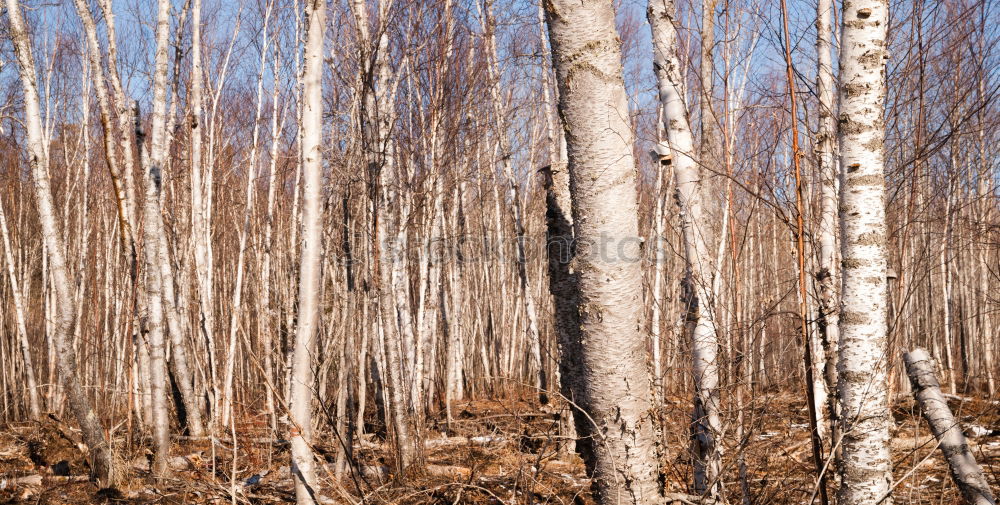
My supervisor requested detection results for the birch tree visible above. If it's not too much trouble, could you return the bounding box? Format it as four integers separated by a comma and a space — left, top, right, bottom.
354, 0, 422, 471
836, 0, 894, 503
138, 0, 177, 476
904, 349, 996, 505
3, 0, 116, 485
815, 0, 840, 450
289, 0, 326, 501
189, 0, 219, 427
0, 199, 41, 419
543, 1, 662, 503
648, 0, 723, 496
481, 0, 546, 404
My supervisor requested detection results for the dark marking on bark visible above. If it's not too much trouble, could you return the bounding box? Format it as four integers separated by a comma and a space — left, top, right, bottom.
842, 257, 868, 269
849, 174, 883, 187
856, 231, 884, 246
841, 311, 871, 325
844, 82, 868, 98
839, 114, 867, 135
862, 137, 884, 152
859, 50, 886, 69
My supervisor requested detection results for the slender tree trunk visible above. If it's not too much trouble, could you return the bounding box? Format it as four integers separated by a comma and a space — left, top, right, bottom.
260, 33, 283, 434
815, 0, 841, 457
289, 1, 325, 502
836, 1, 894, 503
355, 0, 422, 470
220, 3, 273, 430
69, 0, 135, 251
188, 0, 219, 428
481, 0, 546, 403
699, 0, 722, 189
544, 2, 663, 503
4, 0, 116, 485
138, 0, 176, 476
0, 200, 41, 419
779, 1, 829, 500
648, 0, 723, 497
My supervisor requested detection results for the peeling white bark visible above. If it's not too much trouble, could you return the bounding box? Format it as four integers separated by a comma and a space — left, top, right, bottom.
4, 0, 116, 485
544, 1, 663, 503
836, 1, 894, 503
139, 0, 176, 477
289, 0, 326, 503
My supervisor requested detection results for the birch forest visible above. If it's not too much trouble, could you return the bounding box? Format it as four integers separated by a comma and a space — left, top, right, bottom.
0, 0, 998, 503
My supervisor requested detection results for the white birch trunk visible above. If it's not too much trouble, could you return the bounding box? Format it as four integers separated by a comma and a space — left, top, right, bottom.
289, 0, 325, 502
480, 0, 546, 403
836, 1, 894, 503
220, 4, 272, 430
259, 33, 284, 433
138, 0, 175, 476
904, 349, 996, 505
188, 0, 219, 427
355, 0, 422, 470
69, 0, 136, 249
4, 0, 116, 485
815, 0, 840, 450
0, 200, 41, 418
544, 2, 663, 502
648, 0, 723, 496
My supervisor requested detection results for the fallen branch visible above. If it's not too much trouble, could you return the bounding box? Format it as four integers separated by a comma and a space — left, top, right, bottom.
664, 492, 721, 504
0, 474, 89, 489
904, 348, 997, 505
425, 464, 472, 480
942, 394, 1000, 407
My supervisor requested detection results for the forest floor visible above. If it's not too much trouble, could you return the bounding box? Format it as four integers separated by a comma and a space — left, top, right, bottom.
0, 391, 998, 504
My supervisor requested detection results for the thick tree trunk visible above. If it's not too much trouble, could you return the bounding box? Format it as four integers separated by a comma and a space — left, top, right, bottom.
4, 0, 116, 486
544, 2, 663, 503
904, 348, 996, 505
289, 1, 325, 502
836, 1, 894, 503
648, 0, 723, 497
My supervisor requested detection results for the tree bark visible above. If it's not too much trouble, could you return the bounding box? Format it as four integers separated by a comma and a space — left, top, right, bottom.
648, 0, 723, 497
138, 0, 176, 476
188, 0, 219, 428
904, 348, 996, 505
3, 0, 116, 486
289, 1, 326, 503
836, 1, 894, 503
0, 199, 41, 419
544, 2, 663, 503
815, 0, 840, 457
354, 0, 422, 471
